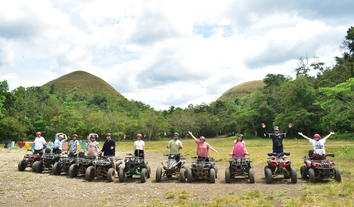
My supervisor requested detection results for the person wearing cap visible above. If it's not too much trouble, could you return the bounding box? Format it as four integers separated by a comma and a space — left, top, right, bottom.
167, 132, 183, 168
99, 133, 117, 174
188, 131, 219, 160
87, 133, 100, 159
29, 132, 49, 157
68, 134, 80, 155
262, 123, 292, 156
298, 132, 335, 157
134, 134, 145, 158
53, 133, 68, 156
230, 134, 248, 159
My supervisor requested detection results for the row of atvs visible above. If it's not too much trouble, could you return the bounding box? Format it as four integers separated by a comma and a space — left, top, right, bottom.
18, 149, 341, 183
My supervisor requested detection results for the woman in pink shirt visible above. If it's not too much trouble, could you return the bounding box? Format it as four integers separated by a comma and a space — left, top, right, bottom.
188, 131, 219, 160
230, 134, 248, 158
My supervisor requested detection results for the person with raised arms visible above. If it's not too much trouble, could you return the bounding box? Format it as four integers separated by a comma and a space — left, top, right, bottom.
230, 134, 248, 158
53, 133, 67, 156
134, 134, 145, 158
68, 134, 80, 155
262, 123, 292, 157
298, 131, 335, 158
87, 133, 100, 160
188, 131, 219, 160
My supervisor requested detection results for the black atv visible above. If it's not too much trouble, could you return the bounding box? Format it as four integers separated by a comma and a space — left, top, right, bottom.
155, 154, 187, 182
52, 152, 78, 175
119, 153, 151, 183
33, 149, 61, 173
225, 153, 254, 183
300, 150, 341, 183
264, 152, 297, 184
18, 149, 41, 172
85, 155, 122, 182
68, 151, 95, 177
186, 157, 218, 183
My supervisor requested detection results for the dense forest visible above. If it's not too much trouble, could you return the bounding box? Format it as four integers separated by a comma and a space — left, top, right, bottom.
0, 26, 353, 142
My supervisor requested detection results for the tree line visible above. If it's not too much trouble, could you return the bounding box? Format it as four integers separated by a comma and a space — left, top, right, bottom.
0, 26, 353, 141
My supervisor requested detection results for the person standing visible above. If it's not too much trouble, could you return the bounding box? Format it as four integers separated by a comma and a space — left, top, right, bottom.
262, 123, 292, 157
134, 134, 145, 158
167, 132, 183, 168
87, 133, 100, 160
100, 133, 117, 174
68, 134, 80, 155
188, 131, 219, 160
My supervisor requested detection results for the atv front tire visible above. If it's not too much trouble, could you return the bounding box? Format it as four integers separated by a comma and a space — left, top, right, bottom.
85, 166, 96, 181
107, 168, 115, 182
187, 168, 193, 182
249, 167, 255, 183
18, 160, 26, 171
119, 167, 125, 182
34, 161, 43, 173
156, 167, 162, 182
265, 168, 272, 184
69, 164, 79, 177
291, 168, 297, 184
179, 168, 185, 182
225, 168, 231, 183
141, 168, 147, 183
52, 162, 60, 175
300, 166, 308, 179
210, 168, 216, 183
308, 168, 315, 183
335, 168, 341, 182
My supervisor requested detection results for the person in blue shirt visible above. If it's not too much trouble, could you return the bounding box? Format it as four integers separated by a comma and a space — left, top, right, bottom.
53, 133, 67, 156
68, 134, 80, 155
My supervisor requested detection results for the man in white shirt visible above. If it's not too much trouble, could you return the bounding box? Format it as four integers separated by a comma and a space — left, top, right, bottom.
298, 132, 335, 156
134, 134, 145, 158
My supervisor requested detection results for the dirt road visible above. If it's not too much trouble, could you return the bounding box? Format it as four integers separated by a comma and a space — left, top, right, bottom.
1, 149, 304, 206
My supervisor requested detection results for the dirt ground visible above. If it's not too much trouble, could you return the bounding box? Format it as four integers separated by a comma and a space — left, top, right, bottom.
0, 149, 305, 206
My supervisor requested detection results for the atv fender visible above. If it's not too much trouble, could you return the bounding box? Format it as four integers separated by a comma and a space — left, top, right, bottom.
305, 160, 311, 168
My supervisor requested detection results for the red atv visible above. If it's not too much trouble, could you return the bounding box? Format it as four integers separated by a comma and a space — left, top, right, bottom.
18, 149, 41, 172
264, 152, 297, 184
300, 151, 341, 183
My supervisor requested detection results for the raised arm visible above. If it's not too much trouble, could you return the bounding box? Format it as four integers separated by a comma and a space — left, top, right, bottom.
188, 131, 199, 142
209, 145, 219, 154
323, 132, 335, 141
285, 123, 292, 136
63, 134, 68, 142
298, 132, 311, 140
262, 123, 269, 137
55, 132, 62, 138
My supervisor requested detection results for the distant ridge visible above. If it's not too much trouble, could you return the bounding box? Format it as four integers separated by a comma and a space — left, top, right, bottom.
217, 80, 265, 101
42, 70, 125, 98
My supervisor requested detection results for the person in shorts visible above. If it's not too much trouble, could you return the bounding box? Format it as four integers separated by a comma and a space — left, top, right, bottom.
68, 134, 80, 155
29, 132, 49, 157
87, 133, 100, 160
134, 134, 145, 158
99, 133, 117, 174
53, 133, 67, 156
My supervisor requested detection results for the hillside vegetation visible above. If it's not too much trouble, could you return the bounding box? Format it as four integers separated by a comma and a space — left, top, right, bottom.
217, 80, 265, 101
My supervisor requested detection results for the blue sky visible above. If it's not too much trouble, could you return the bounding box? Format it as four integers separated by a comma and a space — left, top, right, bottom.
0, 0, 353, 110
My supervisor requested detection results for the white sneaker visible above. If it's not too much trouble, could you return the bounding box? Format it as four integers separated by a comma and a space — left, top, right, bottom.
115, 171, 118, 176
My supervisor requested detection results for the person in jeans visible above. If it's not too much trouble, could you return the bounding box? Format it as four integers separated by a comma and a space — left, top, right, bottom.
100, 133, 117, 174
134, 134, 145, 158
188, 131, 219, 161
167, 132, 183, 168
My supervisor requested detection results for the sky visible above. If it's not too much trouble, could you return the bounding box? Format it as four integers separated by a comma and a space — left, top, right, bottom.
1, 0, 353, 110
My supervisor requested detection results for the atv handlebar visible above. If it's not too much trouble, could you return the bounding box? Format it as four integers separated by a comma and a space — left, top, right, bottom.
230, 153, 250, 156
326, 153, 334, 157
267, 152, 290, 157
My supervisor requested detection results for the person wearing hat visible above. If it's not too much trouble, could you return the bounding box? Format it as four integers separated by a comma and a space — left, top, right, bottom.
29, 132, 49, 157
298, 131, 335, 158
99, 133, 117, 174
68, 134, 80, 155
230, 134, 248, 158
262, 123, 292, 156
167, 132, 183, 168
188, 131, 219, 160
87, 133, 100, 159
53, 133, 68, 155
134, 133, 145, 158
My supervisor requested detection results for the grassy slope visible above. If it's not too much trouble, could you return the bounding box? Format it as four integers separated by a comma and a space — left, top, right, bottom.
217, 80, 265, 101
42, 70, 125, 99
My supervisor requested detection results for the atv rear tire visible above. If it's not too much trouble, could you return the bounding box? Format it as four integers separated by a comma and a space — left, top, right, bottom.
179, 168, 185, 182
85, 166, 96, 181
308, 168, 315, 183
52, 162, 60, 175
141, 168, 147, 183
214, 166, 218, 178
249, 167, 255, 183
34, 161, 43, 173
156, 167, 162, 182
210, 168, 216, 183
32, 161, 39, 172
147, 166, 151, 178
335, 168, 341, 182
265, 168, 272, 184
225, 168, 231, 183
264, 165, 269, 177
119, 167, 125, 182
69, 164, 79, 177
300, 166, 308, 179
187, 168, 193, 182
107, 168, 115, 182
18, 160, 26, 171
291, 168, 297, 184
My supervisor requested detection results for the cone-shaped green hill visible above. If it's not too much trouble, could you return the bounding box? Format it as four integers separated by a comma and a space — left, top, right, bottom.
217, 80, 265, 101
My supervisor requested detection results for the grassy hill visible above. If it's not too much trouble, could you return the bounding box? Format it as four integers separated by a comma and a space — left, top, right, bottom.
217, 80, 265, 101
42, 70, 125, 99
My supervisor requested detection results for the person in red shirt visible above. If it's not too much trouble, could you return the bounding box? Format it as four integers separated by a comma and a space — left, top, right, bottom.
188, 131, 219, 160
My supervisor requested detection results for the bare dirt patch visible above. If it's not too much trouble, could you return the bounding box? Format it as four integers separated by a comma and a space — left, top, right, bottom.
1, 149, 304, 206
